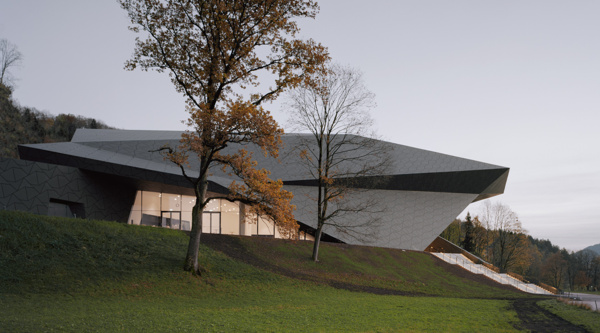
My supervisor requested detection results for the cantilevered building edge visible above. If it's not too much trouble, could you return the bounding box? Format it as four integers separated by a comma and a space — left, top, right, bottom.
0, 129, 509, 251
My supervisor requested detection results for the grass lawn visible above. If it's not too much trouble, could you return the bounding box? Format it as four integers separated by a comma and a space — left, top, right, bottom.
1, 288, 519, 332
538, 299, 600, 333
1, 210, 596, 332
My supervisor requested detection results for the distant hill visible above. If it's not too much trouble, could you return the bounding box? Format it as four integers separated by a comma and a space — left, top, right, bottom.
584, 243, 600, 255
0, 83, 114, 158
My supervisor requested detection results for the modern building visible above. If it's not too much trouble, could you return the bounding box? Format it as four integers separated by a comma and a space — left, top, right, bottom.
0, 129, 509, 251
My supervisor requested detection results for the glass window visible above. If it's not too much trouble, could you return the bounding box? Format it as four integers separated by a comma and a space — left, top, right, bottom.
241, 209, 257, 236
204, 199, 220, 212
182, 195, 196, 212
140, 211, 161, 227
131, 191, 142, 211
220, 201, 239, 235
202, 213, 211, 233
161, 193, 181, 211
161, 211, 181, 229
257, 215, 274, 235
128, 191, 248, 236
181, 211, 192, 231
170, 213, 181, 229
220, 200, 238, 213
128, 210, 142, 225
210, 213, 221, 234
48, 202, 73, 218
200, 212, 221, 234
142, 191, 161, 211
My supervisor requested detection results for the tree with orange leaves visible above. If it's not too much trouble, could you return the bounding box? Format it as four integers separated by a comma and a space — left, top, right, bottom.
120, 0, 329, 274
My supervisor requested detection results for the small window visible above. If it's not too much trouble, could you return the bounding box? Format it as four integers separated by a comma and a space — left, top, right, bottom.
48, 198, 85, 218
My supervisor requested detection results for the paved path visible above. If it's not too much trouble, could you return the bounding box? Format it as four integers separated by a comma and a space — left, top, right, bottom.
562, 292, 600, 312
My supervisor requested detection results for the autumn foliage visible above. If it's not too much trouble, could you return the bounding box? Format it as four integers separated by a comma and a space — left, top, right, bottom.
166, 101, 297, 238
120, 0, 329, 274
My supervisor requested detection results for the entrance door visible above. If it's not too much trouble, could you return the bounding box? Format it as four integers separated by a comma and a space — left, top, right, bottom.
202, 212, 221, 234
161, 211, 181, 230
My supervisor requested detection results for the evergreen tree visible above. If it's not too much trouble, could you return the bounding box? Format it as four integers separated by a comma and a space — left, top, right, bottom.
463, 212, 475, 253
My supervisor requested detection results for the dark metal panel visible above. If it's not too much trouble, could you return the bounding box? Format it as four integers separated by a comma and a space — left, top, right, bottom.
284, 168, 510, 195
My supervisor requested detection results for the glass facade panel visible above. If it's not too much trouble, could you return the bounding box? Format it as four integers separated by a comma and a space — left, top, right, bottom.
182, 195, 196, 212
220, 201, 238, 213
274, 225, 282, 238
128, 210, 142, 225
141, 211, 160, 226
204, 199, 220, 212
181, 211, 192, 231
221, 199, 239, 235
127, 190, 291, 240
257, 215, 274, 236
210, 213, 220, 234
161, 211, 181, 229
171, 213, 181, 229
200, 212, 221, 234
202, 213, 211, 233
241, 212, 255, 236
221, 211, 239, 235
161, 193, 181, 211
142, 192, 161, 211
131, 191, 142, 211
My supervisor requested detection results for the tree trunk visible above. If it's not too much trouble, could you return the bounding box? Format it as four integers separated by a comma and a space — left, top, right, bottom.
183, 203, 203, 274
183, 170, 208, 275
312, 224, 324, 262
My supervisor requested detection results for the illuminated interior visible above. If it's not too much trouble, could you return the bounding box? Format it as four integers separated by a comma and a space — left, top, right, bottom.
125, 190, 314, 240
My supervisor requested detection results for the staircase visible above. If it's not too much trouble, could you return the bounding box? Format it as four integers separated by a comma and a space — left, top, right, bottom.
431, 252, 554, 295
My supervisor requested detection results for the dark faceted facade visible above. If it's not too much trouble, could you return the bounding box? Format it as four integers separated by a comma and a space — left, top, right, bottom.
0, 129, 509, 251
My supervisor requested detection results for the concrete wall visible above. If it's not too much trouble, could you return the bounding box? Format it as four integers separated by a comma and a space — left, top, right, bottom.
0, 158, 136, 222
287, 185, 477, 251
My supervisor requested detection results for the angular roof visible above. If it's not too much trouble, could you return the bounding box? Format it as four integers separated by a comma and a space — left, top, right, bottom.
19, 129, 508, 201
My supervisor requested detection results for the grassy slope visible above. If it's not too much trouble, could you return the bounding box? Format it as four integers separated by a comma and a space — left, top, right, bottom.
0, 210, 595, 332
221, 236, 524, 298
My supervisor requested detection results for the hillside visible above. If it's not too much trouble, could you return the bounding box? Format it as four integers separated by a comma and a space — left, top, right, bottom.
202, 234, 521, 298
584, 243, 600, 255
0, 210, 521, 298
1, 210, 598, 332
0, 83, 113, 158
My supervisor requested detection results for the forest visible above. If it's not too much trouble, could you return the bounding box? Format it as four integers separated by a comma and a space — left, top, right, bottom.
0, 83, 112, 158
440, 201, 600, 292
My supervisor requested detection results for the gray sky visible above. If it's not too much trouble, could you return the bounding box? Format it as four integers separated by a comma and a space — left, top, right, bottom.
1, 1, 598, 251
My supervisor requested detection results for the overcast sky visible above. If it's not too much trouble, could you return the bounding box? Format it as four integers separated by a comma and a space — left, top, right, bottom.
1, 1, 598, 251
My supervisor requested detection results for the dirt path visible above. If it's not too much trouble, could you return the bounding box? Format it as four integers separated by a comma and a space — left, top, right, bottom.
511, 298, 589, 332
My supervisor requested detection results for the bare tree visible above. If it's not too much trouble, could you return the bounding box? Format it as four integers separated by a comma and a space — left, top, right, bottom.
480, 201, 531, 272
470, 215, 488, 257
0, 39, 23, 88
287, 64, 389, 262
542, 251, 568, 289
